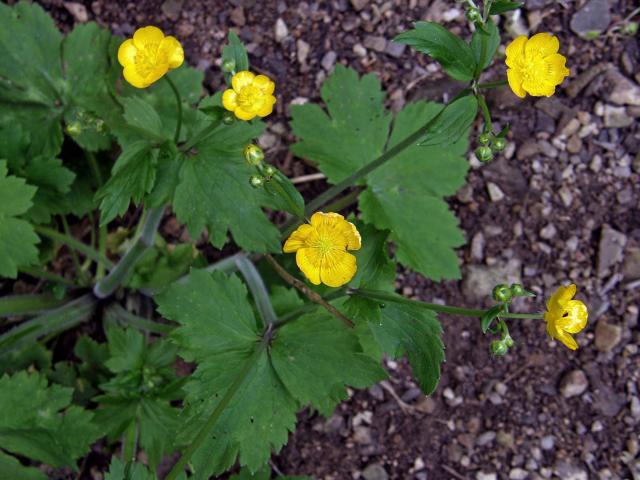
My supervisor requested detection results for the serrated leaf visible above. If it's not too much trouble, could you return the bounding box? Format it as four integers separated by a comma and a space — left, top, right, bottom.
418, 95, 478, 146
394, 22, 477, 81
489, 1, 522, 14
262, 171, 305, 218
155, 269, 383, 477
0, 450, 47, 480
121, 97, 167, 143
222, 31, 250, 84
172, 118, 281, 253
290, 65, 392, 183
470, 18, 500, 72
0, 161, 39, 278
0, 370, 100, 468
23, 157, 76, 223
104, 458, 156, 480
349, 221, 394, 291
360, 101, 469, 281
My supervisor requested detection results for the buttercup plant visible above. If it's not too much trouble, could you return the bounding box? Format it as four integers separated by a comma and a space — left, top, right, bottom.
0, 1, 588, 478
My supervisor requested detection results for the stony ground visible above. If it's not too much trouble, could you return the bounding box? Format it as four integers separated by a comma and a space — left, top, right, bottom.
35, 0, 640, 478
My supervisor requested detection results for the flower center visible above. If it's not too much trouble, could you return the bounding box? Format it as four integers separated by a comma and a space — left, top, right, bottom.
516, 53, 546, 81
135, 43, 167, 77
237, 85, 264, 112
316, 236, 335, 254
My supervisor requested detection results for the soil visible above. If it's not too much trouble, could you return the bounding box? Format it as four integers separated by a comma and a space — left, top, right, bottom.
15, 0, 640, 479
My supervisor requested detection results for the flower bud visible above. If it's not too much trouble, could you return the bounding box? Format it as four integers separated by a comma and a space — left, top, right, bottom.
491, 339, 508, 356
263, 164, 277, 177
492, 283, 512, 303
244, 144, 264, 165
475, 146, 493, 162
65, 122, 82, 136
222, 111, 236, 125
222, 59, 236, 73
622, 21, 638, 35
466, 7, 482, 22
249, 174, 265, 188
503, 335, 514, 348
492, 137, 506, 152
510, 283, 525, 297
478, 132, 491, 145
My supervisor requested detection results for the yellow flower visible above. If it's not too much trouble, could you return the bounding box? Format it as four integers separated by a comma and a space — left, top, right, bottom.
544, 284, 588, 350
283, 212, 361, 288
505, 33, 570, 98
222, 71, 276, 121
117, 26, 184, 89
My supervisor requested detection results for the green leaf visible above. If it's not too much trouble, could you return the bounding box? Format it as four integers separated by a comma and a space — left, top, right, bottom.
369, 300, 444, 394
23, 157, 76, 223
0, 450, 47, 480
394, 22, 477, 81
156, 269, 383, 477
290, 65, 392, 183
359, 101, 469, 281
418, 95, 478, 146
470, 18, 500, 71
349, 221, 394, 291
262, 171, 306, 219
172, 117, 281, 253
104, 458, 156, 480
489, 1, 522, 14
0, 161, 39, 278
121, 97, 167, 143
222, 31, 250, 84
0, 370, 100, 468
96, 142, 159, 225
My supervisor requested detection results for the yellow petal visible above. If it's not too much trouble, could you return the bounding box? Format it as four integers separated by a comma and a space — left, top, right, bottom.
546, 284, 576, 311
232, 71, 255, 92
222, 89, 238, 111
257, 95, 276, 117
320, 249, 357, 287
525, 32, 559, 58
310, 211, 343, 228
561, 300, 588, 333
556, 331, 578, 350
234, 107, 256, 121
543, 53, 570, 86
117, 39, 137, 67
253, 75, 275, 95
522, 77, 557, 97
505, 35, 527, 68
144, 64, 169, 87
296, 247, 322, 285
159, 36, 184, 69
507, 68, 526, 98
283, 224, 316, 253
133, 26, 165, 50
123, 64, 149, 88
337, 218, 361, 250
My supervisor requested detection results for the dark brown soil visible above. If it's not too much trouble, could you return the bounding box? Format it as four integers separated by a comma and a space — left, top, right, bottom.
23, 0, 640, 479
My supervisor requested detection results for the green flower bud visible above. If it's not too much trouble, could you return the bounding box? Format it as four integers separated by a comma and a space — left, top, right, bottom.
466, 7, 482, 23
492, 284, 512, 303
222, 59, 236, 73
263, 164, 277, 177
249, 174, 265, 188
222, 111, 236, 125
491, 339, 508, 356
622, 21, 639, 35
492, 137, 506, 152
478, 132, 491, 145
503, 335, 514, 348
65, 122, 82, 136
475, 146, 493, 162
244, 144, 264, 165
510, 283, 525, 297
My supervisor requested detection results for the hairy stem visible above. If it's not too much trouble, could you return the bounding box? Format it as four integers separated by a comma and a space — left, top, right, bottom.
477, 94, 492, 133
478, 79, 508, 89
164, 75, 183, 143
0, 294, 68, 319
93, 207, 164, 299
264, 254, 354, 328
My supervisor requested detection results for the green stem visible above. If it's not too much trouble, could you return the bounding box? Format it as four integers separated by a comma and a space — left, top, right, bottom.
273, 289, 349, 328
85, 151, 104, 186
353, 289, 543, 319
122, 420, 138, 475
269, 176, 305, 220
19, 266, 76, 287
165, 335, 270, 480
35, 225, 114, 271
477, 94, 492, 133
0, 294, 68, 318
235, 255, 277, 327
478, 80, 508, 89
164, 75, 183, 143
61, 217, 89, 285
86, 151, 108, 281
105, 304, 175, 335
93, 207, 164, 299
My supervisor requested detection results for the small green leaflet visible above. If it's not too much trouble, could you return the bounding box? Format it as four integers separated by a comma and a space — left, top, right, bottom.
419, 95, 478, 147
155, 269, 384, 477
222, 31, 249, 84
0, 370, 100, 469
394, 22, 477, 81
470, 19, 500, 72
0, 161, 39, 278
0, 451, 46, 480
489, 1, 522, 15
104, 458, 159, 480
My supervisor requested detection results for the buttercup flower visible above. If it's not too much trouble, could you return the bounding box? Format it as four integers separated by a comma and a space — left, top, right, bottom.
222, 71, 276, 121
283, 212, 361, 288
118, 26, 184, 88
544, 284, 588, 350
505, 33, 570, 98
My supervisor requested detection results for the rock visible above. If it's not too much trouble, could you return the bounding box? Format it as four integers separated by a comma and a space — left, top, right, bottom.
606, 71, 640, 106
540, 224, 557, 240
64, 2, 89, 22
296, 39, 310, 64
570, 0, 611, 38
594, 320, 622, 352
476, 473, 498, 480
361, 463, 389, 480
597, 225, 627, 277
385, 42, 406, 58
631, 397, 640, 418
603, 105, 634, 128
230, 6, 245, 26
471, 232, 485, 261
161, 0, 182, 20
567, 135, 582, 154
560, 370, 589, 398
353, 426, 372, 445
462, 259, 521, 302
321, 51, 337, 71
274, 18, 289, 42
554, 462, 588, 480
323, 414, 345, 433
476, 431, 496, 447
364, 35, 387, 53
497, 431, 515, 449
353, 43, 367, 57
516, 140, 540, 160
540, 435, 555, 450
487, 182, 505, 202
350, 0, 369, 11
622, 247, 640, 280
508, 468, 528, 480
176, 21, 194, 37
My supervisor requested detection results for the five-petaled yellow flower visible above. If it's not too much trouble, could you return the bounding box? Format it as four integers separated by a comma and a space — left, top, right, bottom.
544, 284, 588, 350
505, 33, 570, 98
283, 212, 361, 288
118, 26, 184, 89
222, 71, 276, 121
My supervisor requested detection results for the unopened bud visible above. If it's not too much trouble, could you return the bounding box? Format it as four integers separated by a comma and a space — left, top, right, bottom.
492, 284, 512, 303
65, 122, 82, 136
491, 339, 508, 356
478, 133, 491, 145
475, 146, 493, 162
222, 59, 236, 73
249, 174, 264, 188
503, 335, 514, 348
466, 7, 482, 23
263, 164, 277, 177
492, 137, 506, 152
244, 144, 264, 165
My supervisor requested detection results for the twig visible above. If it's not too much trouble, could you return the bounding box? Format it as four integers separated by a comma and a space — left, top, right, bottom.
379, 380, 415, 415
290, 172, 326, 184
264, 254, 354, 328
